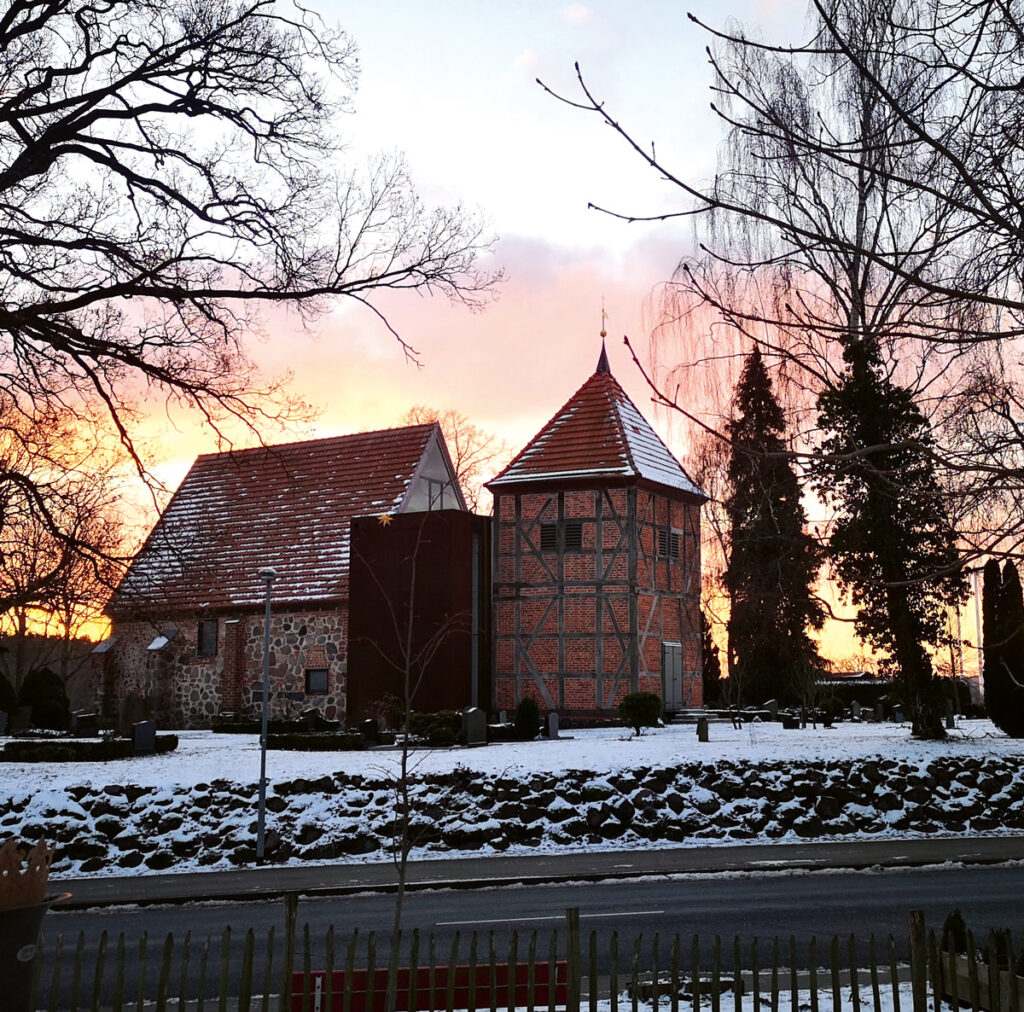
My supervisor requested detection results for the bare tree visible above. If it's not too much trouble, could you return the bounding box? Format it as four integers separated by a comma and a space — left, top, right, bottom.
0, 0, 497, 609
402, 406, 510, 513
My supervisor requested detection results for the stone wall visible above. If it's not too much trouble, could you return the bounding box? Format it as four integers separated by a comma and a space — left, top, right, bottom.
106, 605, 348, 728
13, 751, 1024, 876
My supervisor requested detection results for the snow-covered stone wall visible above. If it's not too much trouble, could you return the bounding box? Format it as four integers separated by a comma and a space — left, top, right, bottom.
5, 753, 1023, 878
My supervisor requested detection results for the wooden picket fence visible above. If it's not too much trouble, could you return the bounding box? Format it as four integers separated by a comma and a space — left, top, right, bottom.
25, 904, 1024, 1012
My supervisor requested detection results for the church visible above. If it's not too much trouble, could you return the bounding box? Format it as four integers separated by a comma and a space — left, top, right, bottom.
98, 344, 706, 728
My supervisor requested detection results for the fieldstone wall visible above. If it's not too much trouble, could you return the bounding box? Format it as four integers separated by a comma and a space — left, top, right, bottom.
4, 753, 1023, 877
106, 606, 348, 728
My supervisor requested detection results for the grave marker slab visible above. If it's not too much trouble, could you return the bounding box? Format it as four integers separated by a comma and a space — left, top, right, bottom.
461, 707, 487, 747
132, 720, 156, 756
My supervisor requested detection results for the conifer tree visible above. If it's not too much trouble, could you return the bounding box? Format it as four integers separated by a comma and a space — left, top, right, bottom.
701, 612, 723, 706
724, 347, 823, 704
984, 561, 1024, 738
812, 341, 965, 739
982, 558, 1003, 714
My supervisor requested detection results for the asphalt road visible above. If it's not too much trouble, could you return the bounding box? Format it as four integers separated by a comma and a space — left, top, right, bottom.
38, 837, 1024, 1006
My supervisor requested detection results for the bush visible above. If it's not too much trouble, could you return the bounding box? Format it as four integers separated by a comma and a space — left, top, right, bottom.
513, 697, 540, 740
18, 667, 70, 730
619, 692, 663, 735
405, 710, 462, 746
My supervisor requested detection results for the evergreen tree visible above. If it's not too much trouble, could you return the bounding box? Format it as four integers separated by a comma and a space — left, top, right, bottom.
812, 341, 965, 739
725, 347, 823, 704
982, 558, 1002, 707
985, 561, 1024, 738
701, 612, 723, 705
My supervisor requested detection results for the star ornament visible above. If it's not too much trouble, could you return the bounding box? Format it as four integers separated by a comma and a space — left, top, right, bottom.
377, 513, 393, 526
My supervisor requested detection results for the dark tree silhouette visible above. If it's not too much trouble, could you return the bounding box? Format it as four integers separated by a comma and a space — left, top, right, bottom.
701, 611, 722, 705
725, 347, 823, 704
812, 340, 966, 738
982, 560, 1024, 738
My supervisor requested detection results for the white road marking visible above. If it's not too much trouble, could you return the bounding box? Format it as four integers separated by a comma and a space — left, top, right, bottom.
436, 910, 664, 926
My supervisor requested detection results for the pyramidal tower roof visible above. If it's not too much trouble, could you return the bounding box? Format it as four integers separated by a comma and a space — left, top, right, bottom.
488, 344, 705, 497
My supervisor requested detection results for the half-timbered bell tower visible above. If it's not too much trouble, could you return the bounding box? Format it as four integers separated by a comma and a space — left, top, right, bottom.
486, 343, 707, 718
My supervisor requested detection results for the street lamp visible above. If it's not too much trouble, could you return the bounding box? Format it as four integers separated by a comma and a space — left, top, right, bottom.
256, 566, 278, 864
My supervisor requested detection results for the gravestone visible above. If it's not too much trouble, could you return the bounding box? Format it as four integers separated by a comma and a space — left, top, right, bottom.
461, 707, 487, 747
875, 701, 886, 723
132, 720, 156, 756
851, 700, 862, 721
546, 711, 559, 740
299, 707, 320, 730
892, 705, 905, 723
359, 717, 379, 746
763, 699, 779, 721
945, 701, 955, 730
696, 716, 709, 742
782, 715, 800, 730
0, 711, 7, 735
72, 711, 98, 737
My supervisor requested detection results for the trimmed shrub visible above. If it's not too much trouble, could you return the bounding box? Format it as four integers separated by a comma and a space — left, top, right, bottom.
406, 710, 462, 747
513, 697, 540, 740
1, 734, 177, 762
18, 667, 70, 729
619, 692, 663, 735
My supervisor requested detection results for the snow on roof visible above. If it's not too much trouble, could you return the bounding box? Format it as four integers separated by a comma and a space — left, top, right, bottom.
488, 356, 706, 497
110, 424, 439, 614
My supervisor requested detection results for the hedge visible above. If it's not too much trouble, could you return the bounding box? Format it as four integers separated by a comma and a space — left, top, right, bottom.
1, 735, 179, 762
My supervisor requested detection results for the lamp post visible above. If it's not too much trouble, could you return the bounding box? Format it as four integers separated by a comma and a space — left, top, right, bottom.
256, 566, 277, 864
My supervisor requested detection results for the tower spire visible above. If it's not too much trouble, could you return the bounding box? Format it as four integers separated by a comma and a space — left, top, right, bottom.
597, 300, 610, 374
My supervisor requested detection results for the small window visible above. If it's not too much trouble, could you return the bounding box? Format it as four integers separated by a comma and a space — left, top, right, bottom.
197, 618, 218, 657
540, 522, 558, 552
564, 521, 583, 553
305, 668, 329, 695
658, 530, 681, 560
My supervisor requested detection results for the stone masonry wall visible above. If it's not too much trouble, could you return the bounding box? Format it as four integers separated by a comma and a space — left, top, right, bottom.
108, 606, 348, 728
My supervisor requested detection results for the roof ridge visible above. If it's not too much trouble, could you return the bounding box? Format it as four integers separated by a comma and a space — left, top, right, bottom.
194, 422, 437, 461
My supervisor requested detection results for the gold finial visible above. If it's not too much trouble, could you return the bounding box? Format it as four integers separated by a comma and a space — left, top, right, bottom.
600, 297, 608, 338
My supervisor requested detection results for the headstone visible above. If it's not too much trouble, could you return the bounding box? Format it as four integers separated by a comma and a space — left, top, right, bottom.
799, 706, 808, 729
0, 711, 7, 736
299, 707, 320, 730
945, 702, 955, 730
763, 699, 779, 721
359, 717, 379, 746
499, 710, 507, 725
546, 711, 559, 740
892, 705, 905, 723
72, 711, 98, 737
782, 715, 800, 730
696, 716, 709, 742
461, 707, 487, 747
132, 720, 156, 756
875, 702, 886, 723
851, 700, 862, 721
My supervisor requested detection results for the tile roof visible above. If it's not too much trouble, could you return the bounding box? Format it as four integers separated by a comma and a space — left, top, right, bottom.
110, 424, 439, 613
487, 355, 706, 497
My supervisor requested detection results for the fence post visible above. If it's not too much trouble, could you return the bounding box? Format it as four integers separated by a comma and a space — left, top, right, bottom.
910, 911, 928, 1012
280, 892, 299, 1012
566, 908, 582, 1012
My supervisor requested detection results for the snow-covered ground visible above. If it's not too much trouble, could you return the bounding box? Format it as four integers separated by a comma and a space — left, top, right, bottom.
4, 717, 1020, 792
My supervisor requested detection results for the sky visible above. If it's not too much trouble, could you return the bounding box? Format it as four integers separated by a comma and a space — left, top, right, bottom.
145, 0, 808, 486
